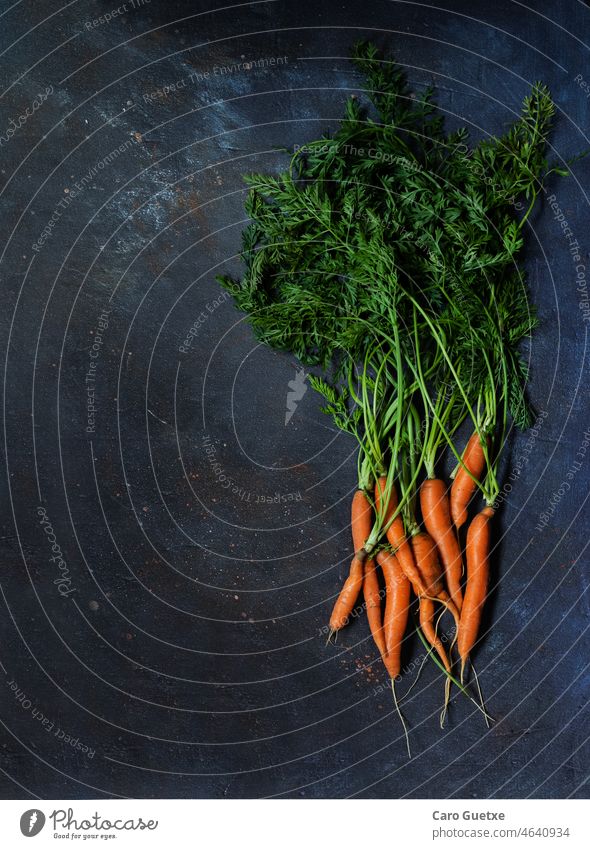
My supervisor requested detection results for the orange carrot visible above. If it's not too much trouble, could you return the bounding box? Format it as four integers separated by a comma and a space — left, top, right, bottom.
458, 506, 494, 680
351, 488, 373, 553
329, 555, 364, 632
363, 558, 387, 665
411, 531, 460, 634
410, 532, 445, 597
377, 549, 411, 679
450, 431, 488, 530
375, 477, 426, 596
420, 479, 464, 612
328, 489, 373, 636
419, 596, 452, 675
419, 550, 455, 724
419, 594, 452, 725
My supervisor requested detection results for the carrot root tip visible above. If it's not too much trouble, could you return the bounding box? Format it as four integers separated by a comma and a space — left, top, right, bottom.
392, 678, 411, 759
472, 662, 492, 728
440, 677, 451, 728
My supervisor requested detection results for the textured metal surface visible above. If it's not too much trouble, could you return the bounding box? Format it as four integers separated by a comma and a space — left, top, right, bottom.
0, 0, 588, 799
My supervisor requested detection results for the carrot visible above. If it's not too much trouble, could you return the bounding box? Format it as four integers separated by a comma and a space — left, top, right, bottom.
363, 558, 388, 665
329, 555, 364, 632
377, 549, 411, 679
420, 479, 464, 612
419, 592, 453, 725
419, 596, 451, 676
458, 506, 494, 680
327, 489, 373, 638
411, 531, 461, 634
351, 488, 373, 554
450, 431, 488, 530
377, 548, 412, 756
410, 532, 445, 597
375, 477, 426, 596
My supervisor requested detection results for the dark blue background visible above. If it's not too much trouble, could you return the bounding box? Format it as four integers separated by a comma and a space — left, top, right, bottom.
0, 0, 588, 798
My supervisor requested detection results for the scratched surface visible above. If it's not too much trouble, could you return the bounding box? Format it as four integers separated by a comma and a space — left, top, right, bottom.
0, 0, 589, 799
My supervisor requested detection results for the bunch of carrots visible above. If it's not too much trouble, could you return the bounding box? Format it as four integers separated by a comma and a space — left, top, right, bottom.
219, 42, 579, 744
330, 435, 493, 731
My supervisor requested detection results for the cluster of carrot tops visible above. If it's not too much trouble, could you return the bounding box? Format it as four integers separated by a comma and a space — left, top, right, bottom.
218, 43, 574, 732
